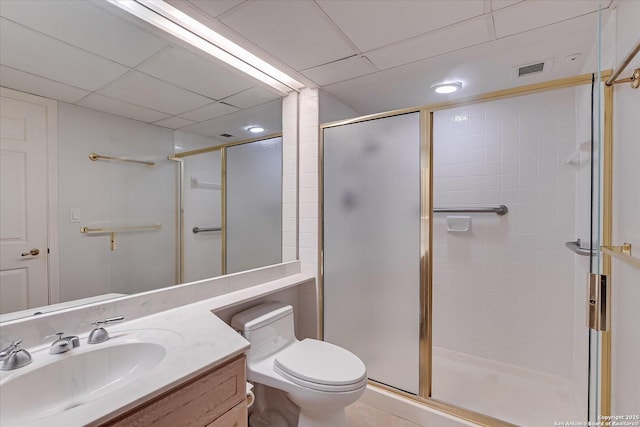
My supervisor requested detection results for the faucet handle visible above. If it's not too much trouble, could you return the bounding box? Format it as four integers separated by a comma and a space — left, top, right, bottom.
0, 340, 23, 359
88, 315, 124, 344
0, 340, 32, 371
92, 315, 124, 327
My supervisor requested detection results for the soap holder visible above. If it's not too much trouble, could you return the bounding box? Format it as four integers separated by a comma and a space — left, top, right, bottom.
446, 216, 471, 232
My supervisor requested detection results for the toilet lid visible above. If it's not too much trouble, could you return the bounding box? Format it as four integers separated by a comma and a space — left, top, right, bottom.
274, 339, 366, 389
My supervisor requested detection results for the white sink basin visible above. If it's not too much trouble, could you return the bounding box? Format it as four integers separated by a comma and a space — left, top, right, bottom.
0, 330, 181, 426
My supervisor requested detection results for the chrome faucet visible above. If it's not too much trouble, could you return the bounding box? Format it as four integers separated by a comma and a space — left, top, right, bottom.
47, 332, 80, 354
0, 340, 32, 371
88, 316, 124, 344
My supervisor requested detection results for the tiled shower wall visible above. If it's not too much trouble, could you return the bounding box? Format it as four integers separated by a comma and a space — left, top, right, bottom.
432, 88, 583, 380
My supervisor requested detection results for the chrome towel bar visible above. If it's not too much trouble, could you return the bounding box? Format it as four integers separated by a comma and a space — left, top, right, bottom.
192, 226, 222, 234
434, 205, 508, 216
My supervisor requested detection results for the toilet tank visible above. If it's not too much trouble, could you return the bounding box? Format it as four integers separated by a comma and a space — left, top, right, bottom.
231, 301, 297, 360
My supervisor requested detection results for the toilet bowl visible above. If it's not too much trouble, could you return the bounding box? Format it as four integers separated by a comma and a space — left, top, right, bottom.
231, 302, 367, 427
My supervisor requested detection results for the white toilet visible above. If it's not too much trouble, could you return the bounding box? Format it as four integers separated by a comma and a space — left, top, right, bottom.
231, 301, 367, 427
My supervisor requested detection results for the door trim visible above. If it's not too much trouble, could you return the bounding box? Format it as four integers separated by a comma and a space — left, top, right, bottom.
1, 87, 59, 305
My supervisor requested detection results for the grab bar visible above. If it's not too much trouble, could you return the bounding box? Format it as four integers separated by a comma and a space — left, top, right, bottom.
434, 205, 508, 216
565, 240, 595, 256
192, 227, 222, 234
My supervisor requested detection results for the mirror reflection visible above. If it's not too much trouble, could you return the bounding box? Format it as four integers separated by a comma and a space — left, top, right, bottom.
0, 0, 285, 320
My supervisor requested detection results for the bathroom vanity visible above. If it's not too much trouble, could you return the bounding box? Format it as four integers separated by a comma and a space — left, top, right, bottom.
0, 305, 250, 427
101, 356, 247, 427
0, 264, 315, 427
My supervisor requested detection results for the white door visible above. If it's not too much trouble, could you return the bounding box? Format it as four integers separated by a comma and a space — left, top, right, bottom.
0, 94, 50, 314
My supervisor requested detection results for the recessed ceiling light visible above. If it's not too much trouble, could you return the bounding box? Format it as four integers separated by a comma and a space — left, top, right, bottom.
565, 53, 582, 62
431, 81, 463, 94
248, 126, 265, 133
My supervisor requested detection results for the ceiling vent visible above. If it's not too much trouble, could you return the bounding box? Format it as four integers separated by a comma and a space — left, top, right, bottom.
513, 58, 553, 79
519, 62, 545, 76
219, 133, 234, 138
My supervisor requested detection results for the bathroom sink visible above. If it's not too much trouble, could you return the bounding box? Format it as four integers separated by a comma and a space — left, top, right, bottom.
0, 339, 167, 426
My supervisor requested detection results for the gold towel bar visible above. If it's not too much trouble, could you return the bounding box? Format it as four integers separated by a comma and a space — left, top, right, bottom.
80, 224, 161, 251
89, 152, 155, 166
601, 243, 640, 269
80, 224, 161, 234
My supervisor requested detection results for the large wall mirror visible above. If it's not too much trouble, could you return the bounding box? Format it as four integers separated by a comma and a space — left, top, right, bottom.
0, 1, 295, 321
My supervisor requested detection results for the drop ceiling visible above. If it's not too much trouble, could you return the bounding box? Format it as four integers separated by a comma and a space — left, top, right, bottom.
172, 0, 614, 115
0, 0, 615, 130
0, 0, 282, 141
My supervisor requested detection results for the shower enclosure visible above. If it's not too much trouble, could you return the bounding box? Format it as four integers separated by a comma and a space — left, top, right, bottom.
175, 135, 283, 283
321, 76, 608, 426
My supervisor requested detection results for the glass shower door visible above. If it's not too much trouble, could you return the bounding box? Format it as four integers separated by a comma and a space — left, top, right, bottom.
322, 112, 421, 394
225, 137, 283, 274
430, 85, 596, 426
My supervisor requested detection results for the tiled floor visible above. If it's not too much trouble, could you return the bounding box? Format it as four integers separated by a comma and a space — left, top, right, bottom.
346, 401, 422, 427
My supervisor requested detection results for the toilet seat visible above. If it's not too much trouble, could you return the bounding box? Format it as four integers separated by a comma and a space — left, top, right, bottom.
273, 339, 367, 392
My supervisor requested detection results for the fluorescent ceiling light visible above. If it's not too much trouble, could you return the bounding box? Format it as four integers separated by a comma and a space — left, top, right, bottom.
248, 126, 265, 133
107, 0, 304, 95
431, 81, 463, 94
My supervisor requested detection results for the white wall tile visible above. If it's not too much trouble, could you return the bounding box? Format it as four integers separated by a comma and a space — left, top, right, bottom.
432, 88, 580, 383
297, 88, 320, 278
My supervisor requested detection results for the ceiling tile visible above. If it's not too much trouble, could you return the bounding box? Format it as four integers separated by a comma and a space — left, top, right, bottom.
152, 116, 197, 130
367, 17, 492, 70
186, 0, 246, 18
97, 71, 213, 116
302, 55, 378, 86
222, 86, 279, 109
0, 18, 128, 91
317, 0, 486, 52
137, 46, 252, 100
0, 0, 169, 67
179, 100, 282, 139
75, 93, 170, 123
220, 0, 356, 71
490, 0, 524, 11
179, 102, 239, 122
322, 12, 599, 116
493, 0, 605, 38
0, 65, 89, 103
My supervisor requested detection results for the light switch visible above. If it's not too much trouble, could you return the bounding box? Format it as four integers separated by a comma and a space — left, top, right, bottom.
70, 208, 80, 223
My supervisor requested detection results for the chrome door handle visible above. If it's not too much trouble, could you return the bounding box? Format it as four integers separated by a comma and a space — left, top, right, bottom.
21, 249, 40, 257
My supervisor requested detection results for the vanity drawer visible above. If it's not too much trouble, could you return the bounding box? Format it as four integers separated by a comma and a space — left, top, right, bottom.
102, 355, 246, 427
205, 401, 247, 427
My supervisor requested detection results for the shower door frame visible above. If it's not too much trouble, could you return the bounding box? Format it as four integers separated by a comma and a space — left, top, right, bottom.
169, 132, 283, 282
319, 71, 614, 427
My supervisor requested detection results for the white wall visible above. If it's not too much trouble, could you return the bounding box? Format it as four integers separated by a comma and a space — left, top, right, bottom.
431, 89, 585, 384
57, 103, 176, 302
282, 92, 298, 264
609, 0, 640, 414
319, 89, 359, 124
296, 88, 321, 337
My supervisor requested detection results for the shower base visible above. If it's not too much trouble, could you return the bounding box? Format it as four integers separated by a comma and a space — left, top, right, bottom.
431, 347, 586, 426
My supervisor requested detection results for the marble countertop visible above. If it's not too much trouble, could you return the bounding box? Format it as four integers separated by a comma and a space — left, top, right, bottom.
0, 305, 249, 427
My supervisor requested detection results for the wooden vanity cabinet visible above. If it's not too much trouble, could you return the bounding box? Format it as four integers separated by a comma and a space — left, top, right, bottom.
101, 355, 247, 427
